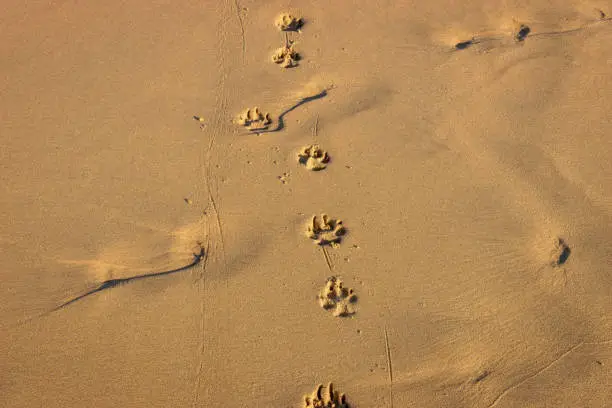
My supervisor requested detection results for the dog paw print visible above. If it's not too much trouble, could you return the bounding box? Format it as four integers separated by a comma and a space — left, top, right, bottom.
275, 13, 303, 32
298, 144, 330, 171
318, 277, 357, 317
306, 214, 346, 247
304, 383, 350, 408
236, 107, 272, 131
272, 40, 300, 68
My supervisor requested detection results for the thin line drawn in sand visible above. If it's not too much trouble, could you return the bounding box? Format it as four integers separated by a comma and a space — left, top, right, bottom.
298, 144, 330, 171
313, 114, 319, 141
233, 0, 246, 63
384, 327, 395, 408
303, 382, 350, 408
50, 244, 207, 313
487, 338, 612, 407
191, 237, 211, 408
321, 245, 334, 273
248, 87, 331, 135
317, 276, 357, 317
453, 16, 612, 51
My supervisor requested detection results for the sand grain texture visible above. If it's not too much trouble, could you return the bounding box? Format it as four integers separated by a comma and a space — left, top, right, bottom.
1, 1, 612, 407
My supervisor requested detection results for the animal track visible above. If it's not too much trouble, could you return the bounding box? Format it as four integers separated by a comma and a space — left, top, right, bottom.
306, 214, 346, 247
318, 276, 357, 317
298, 145, 330, 171
272, 40, 300, 68
275, 13, 303, 32
303, 383, 350, 408
550, 237, 571, 267
236, 107, 272, 132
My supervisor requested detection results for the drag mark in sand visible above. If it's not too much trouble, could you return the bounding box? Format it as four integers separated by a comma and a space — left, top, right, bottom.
487, 338, 612, 407
453, 15, 612, 52
251, 88, 331, 135
21, 244, 208, 323
192, 239, 211, 408
384, 327, 394, 408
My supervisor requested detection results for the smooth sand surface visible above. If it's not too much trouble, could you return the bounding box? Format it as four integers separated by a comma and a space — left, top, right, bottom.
2, 1, 612, 407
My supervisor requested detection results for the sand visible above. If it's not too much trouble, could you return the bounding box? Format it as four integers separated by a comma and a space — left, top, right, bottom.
1, 1, 611, 407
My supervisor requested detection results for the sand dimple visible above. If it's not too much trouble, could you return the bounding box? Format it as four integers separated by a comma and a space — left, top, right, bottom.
317, 276, 357, 317
275, 13, 303, 32
549, 237, 571, 267
303, 383, 350, 408
298, 145, 330, 171
515, 24, 531, 42
306, 214, 346, 247
236, 107, 272, 132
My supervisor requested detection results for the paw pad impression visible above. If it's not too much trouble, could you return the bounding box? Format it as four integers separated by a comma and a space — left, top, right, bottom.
298, 144, 330, 171
318, 276, 357, 317
306, 214, 346, 247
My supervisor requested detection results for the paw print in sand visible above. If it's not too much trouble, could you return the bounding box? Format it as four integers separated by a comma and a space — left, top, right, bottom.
237, 107, 272, 131
272, 40, 300, 68
306, 214, 346, 247
304, 383, 350, 408
298, 145, 330, 171
318, 276, 357, 317
275, 13, 303, 31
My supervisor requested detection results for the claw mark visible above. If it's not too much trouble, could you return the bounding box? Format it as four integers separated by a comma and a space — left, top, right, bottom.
488, 339, 612, 407
384, 326, 394, 408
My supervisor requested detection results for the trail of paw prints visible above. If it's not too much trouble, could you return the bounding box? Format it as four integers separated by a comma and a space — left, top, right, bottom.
298, 145, 330, 171
318, 276, 357, 317
306, 214, 346, 248
303, 383, 351, 408
272, 12, 304, 68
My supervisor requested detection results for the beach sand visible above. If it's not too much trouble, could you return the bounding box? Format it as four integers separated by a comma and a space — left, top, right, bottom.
1, 1, 611, 407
